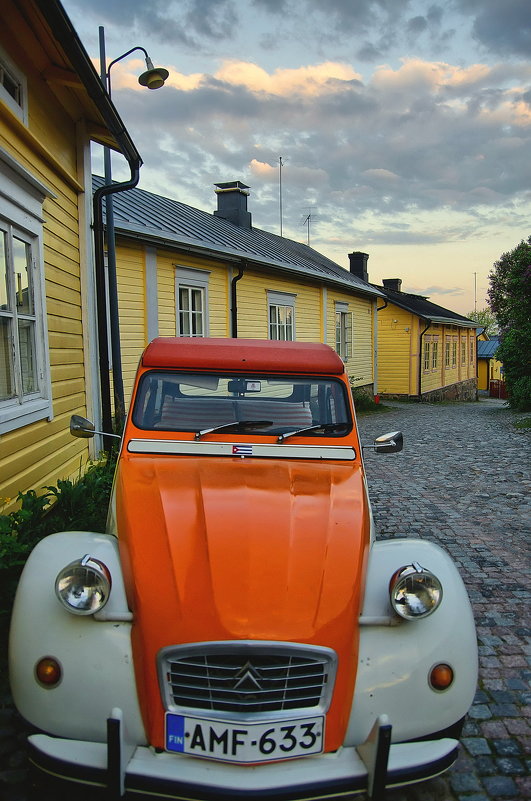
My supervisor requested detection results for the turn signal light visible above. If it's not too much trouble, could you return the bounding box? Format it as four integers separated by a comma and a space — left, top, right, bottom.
35, 657, 62, 688
429, 663, 454, 691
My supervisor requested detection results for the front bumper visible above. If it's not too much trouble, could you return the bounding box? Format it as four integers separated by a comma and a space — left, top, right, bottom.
28, 724, 458, 801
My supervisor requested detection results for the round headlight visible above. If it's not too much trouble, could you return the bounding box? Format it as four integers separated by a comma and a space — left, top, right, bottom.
55, 555, 111, 615
389, 562, 442, 620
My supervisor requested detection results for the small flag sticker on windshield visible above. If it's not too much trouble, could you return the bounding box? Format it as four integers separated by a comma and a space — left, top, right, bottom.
233, 445, 253, 456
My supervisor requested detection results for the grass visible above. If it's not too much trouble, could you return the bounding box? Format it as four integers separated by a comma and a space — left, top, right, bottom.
514, 416, 531, 430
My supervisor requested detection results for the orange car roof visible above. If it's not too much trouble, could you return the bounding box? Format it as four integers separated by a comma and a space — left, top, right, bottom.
142, 337, 345, 375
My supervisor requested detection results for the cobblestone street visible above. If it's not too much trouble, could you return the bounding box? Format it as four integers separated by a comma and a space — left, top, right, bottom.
1, 398, 529, 801
358, 398, 530, 801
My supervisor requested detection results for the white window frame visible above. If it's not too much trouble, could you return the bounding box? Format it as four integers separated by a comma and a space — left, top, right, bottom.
175, 266, 210, 337
268, 290, 296, 341
431, 337, 439, 370
423, 338, 431, 372
0, 44, 28, 124
335, 302, 353, 361
0, 152, 53, 434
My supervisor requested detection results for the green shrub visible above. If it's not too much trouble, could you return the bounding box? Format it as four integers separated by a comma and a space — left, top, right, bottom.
351, 386, 380, 412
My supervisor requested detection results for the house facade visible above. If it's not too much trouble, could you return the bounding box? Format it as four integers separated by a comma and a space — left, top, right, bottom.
0, 0, 140, 506
477, 335, 504, 394
374, 279, 478, 401
97, 178, 383, 406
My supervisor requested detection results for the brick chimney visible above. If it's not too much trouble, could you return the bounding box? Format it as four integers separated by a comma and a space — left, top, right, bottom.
382, 278, 402, 292
214, 181, 252, 229
348, 251, 369, 282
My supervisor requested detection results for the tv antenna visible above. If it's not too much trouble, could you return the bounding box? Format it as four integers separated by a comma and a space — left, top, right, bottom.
301, 208, 318, 247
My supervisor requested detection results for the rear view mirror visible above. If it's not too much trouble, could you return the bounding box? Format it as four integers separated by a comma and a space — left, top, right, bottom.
70, 415, 95, 439
374, 431, 403, 454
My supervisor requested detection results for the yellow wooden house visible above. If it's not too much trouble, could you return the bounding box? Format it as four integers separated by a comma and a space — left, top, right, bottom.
95, 178, 384, 407
373, 279, 478, 401
0, 0, 140, 505
477, 335, 505, 395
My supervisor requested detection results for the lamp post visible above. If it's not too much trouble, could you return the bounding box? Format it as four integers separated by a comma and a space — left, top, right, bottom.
98, 27, 168, 430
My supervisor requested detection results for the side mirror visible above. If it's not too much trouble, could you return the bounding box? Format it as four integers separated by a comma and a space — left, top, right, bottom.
70, 414, 95, 439
69, 415, 121, 440
374, 430, 403, 454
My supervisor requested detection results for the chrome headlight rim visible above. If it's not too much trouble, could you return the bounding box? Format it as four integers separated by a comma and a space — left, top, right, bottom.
55, 554, 112, 616
389, 562, 443, 620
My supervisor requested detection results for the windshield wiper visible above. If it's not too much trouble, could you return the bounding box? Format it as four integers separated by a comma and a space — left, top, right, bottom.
277, 422, 349, 443
195, 420, 272, 440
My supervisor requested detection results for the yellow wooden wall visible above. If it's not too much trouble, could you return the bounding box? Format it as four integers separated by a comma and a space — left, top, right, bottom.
376, 305, 414, 394
0, 47, 92, 505
326, 289, 374, 386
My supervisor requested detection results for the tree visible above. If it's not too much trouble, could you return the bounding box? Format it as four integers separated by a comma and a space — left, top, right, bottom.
487, 237, 531, 411
466, 307, 498, 336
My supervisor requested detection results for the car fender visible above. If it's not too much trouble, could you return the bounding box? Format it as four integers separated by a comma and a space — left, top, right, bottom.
346, 538, 478, 745
9, 531, 146, 744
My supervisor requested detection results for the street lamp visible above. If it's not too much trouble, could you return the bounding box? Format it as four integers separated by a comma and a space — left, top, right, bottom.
98, 27, 168, 430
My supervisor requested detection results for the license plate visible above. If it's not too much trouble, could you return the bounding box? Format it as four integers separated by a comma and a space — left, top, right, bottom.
165, 713, 324, 763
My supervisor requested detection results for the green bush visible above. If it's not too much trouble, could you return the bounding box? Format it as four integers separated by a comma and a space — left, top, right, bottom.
351, 386, 380, 412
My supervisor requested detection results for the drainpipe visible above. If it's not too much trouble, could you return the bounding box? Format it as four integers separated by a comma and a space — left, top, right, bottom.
231, 262, 245, 337
93, 165, 141, 447
418, 318, 431, 401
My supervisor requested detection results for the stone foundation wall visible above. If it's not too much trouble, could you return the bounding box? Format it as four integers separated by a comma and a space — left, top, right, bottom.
380, 378, 477, 403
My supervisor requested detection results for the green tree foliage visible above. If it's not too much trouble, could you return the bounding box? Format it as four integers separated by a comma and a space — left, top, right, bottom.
466, 307, 498, 336
487, 237, 531, 411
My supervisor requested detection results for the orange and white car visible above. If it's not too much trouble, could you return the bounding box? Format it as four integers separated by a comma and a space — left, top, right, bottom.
9, 337, 477, 800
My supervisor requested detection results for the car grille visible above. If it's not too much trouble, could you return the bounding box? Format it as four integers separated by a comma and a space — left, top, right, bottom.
159, 642, 336, 717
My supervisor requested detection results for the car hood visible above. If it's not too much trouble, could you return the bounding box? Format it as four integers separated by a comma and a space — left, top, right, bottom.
115, 453, 370, 751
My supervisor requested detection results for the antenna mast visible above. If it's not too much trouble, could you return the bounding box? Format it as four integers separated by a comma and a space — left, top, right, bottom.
279, 155, 284, 237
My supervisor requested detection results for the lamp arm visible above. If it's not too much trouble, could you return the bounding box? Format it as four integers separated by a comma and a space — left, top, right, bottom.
106, 46, 150, 87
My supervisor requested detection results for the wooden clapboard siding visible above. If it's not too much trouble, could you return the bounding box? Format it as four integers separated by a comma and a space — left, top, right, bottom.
327, 290, 374, 386
116, 243, 146, 401
236, 270, 321, 341
0, 55, 93, 504
377, 304, 413, 394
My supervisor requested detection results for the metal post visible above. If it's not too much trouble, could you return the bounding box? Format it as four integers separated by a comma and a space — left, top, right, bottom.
99, 26, 126, 431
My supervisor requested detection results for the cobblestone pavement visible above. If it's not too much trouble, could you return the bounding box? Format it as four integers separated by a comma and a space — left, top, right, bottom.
1, 398, 529, 801
357, 398, 531, 801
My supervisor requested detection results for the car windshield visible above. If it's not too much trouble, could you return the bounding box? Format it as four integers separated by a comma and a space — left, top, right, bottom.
133, 371, 352, 437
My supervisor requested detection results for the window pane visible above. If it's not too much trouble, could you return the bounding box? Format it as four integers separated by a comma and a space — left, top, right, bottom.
13, 237, 34, 316
0, 317, 15, 400
18, 319, 37, 394
191, 288, 202, 312
0, 230, 8, 311
179, 287, 189, 312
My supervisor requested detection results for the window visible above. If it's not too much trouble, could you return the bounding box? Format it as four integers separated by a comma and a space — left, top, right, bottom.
461, 340, 467, 365
0, 46, 27, 123
133, 370, 352, 437
445, 339, 451, 368
0, 152, 52, 434
176, 267, 209, 337
452, 339, 457, 368
470, 339, 475, 364
268, 291, 295, 341
432, 339, 439, 369
423, 340, 431, 371
335, 302, 353, 361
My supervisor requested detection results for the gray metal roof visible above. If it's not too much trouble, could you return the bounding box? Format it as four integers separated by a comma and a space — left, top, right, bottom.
93, 175, 383, 299
374, 284, 477, 328
478, 337, 500, 358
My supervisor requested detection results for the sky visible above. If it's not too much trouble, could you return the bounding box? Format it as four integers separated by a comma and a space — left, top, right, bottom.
61, 0, 531, 315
